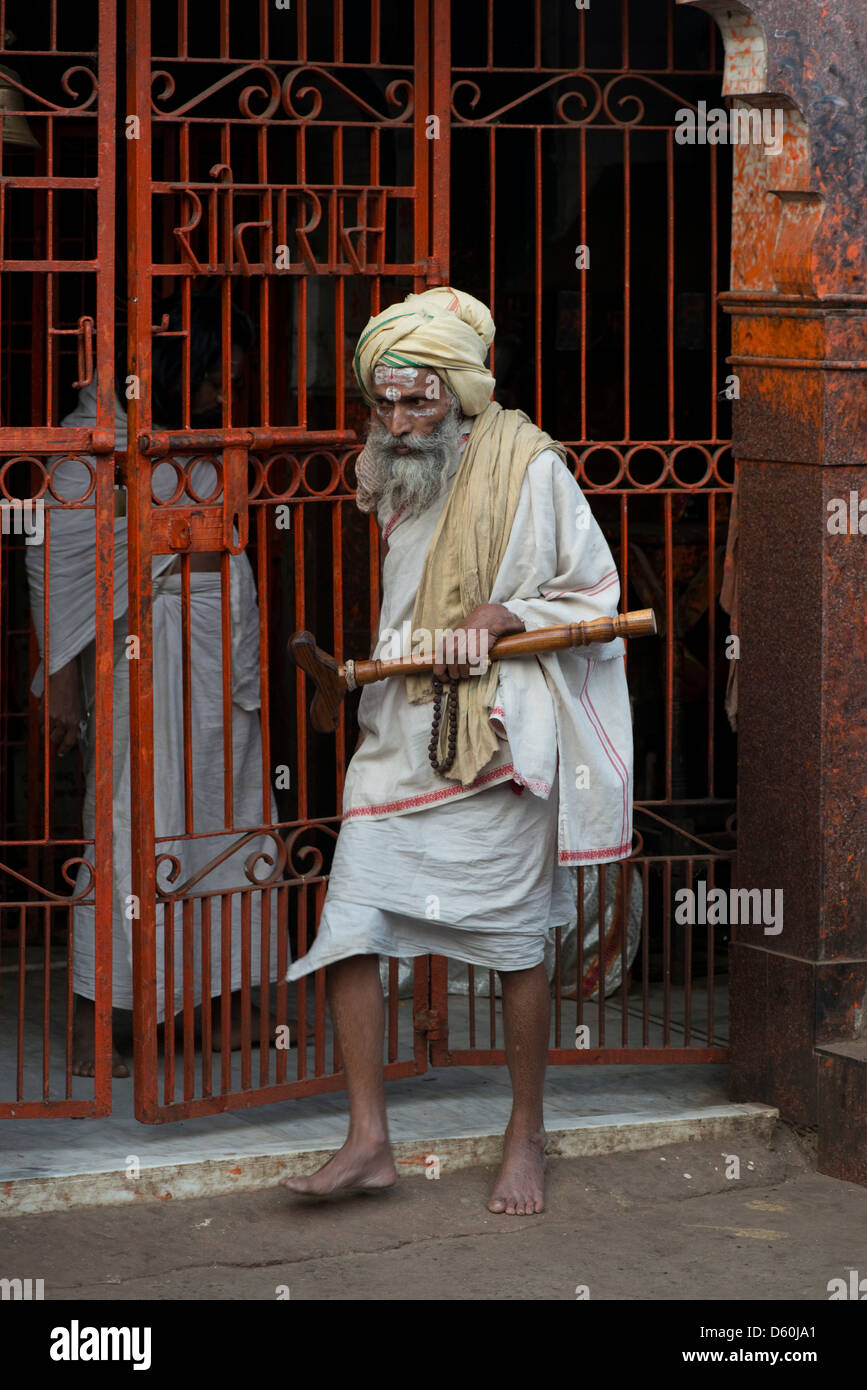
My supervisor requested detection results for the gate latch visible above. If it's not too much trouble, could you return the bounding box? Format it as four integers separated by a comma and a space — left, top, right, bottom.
221, 445, 248, 553
49, 315, 94, 388
141, 435, 250, 556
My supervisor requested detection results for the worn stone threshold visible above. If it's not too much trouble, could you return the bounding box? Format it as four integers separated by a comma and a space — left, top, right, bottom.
0, 1062, 776, 1218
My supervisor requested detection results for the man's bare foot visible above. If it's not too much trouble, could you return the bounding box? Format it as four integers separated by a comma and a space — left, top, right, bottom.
208, 994, 302, 1051
487, 1122, 547, 1215
279, 1136, 397, 1197
70, 997, 130, 1078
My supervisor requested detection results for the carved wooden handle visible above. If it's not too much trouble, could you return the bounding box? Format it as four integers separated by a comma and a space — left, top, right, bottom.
290, 609, 656, 734
348, 610, 656, 683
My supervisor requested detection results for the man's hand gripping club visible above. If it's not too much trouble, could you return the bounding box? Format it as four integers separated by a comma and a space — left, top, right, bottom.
432, 603, 526, 681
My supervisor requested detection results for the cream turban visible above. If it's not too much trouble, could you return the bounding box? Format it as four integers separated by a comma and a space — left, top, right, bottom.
353, 286, 496, 417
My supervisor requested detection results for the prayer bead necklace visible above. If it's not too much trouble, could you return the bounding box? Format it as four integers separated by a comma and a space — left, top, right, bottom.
428, 674, 459, 774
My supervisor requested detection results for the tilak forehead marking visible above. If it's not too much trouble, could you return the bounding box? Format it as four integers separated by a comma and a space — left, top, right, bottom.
374, 365, 420, 386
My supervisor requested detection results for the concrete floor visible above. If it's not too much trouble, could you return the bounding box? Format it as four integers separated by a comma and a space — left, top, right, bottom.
7, 1126, 860, 1305
1, 972, 749, 1218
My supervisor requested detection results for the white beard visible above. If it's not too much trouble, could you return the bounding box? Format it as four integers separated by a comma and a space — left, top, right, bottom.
362, 400, 465, 519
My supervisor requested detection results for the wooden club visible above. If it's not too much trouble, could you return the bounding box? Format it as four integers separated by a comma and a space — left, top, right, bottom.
290, 608, 657, 734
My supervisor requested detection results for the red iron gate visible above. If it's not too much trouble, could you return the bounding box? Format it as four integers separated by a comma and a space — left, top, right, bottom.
0, 0, 117, 1116
0, 0, 733, 1122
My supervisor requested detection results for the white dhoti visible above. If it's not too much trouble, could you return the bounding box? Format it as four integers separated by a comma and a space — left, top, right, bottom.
292, 776, 574, 978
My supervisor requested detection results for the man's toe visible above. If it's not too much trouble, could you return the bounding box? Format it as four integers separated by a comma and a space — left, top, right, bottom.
280, 1174, 313, 1193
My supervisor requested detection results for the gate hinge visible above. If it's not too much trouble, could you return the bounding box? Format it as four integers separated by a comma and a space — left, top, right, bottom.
414, 1008, 444, 1040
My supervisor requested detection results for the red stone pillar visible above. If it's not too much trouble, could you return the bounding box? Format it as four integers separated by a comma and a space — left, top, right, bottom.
680, 0, 867, 1183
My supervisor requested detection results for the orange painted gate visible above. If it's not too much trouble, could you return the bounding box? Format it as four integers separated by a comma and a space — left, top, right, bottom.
0, 0, 734, 1122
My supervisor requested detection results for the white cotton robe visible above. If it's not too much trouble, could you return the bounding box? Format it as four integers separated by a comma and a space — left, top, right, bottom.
287, 436, 634, 981
25, 383, 283, 1018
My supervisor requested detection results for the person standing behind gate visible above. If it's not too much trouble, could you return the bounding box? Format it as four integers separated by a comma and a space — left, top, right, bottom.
25, 292, 295, 1076
280, 286, 633, 1215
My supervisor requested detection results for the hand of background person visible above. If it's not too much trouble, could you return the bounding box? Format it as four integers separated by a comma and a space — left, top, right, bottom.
37, 660, 83, 757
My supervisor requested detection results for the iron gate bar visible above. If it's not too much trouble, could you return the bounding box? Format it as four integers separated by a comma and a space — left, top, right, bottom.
0, 0, 118, 1117
126, 0, 160, 1121
137, 428, 357, 452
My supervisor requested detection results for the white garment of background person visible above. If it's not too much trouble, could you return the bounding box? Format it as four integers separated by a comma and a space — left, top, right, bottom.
25, 379, 284, 1019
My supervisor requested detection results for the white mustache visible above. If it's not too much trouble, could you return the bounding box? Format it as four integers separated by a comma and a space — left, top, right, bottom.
364, 407, 464, 517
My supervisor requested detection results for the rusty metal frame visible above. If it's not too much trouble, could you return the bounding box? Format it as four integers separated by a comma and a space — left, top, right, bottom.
0, 0, 117, 1116
1, 0, 736, 1123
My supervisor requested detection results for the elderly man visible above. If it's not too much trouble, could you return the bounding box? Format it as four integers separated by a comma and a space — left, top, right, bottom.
281, 287, 633, 1215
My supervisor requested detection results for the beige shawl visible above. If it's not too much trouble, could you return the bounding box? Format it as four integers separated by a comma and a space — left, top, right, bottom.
407, 400, 567, 785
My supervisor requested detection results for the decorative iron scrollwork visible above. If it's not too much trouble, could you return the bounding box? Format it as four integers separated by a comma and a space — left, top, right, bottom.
451, 71, 704, 128
283, 822, 339, 883
155, 829, 289, 899
633, 805, 735, 858
0, 855, 95, 905
151, 63, 281, 120
154, 822, 342, 899
152, 63, 413, 125
281, 67, 413, 123
452, 72, 602, 126
0, 63, 97, 113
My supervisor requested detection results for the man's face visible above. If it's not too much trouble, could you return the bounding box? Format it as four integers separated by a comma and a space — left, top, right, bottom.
370, 367, 452, 450
362, 366, 464, 518
190, 343, 246, 427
